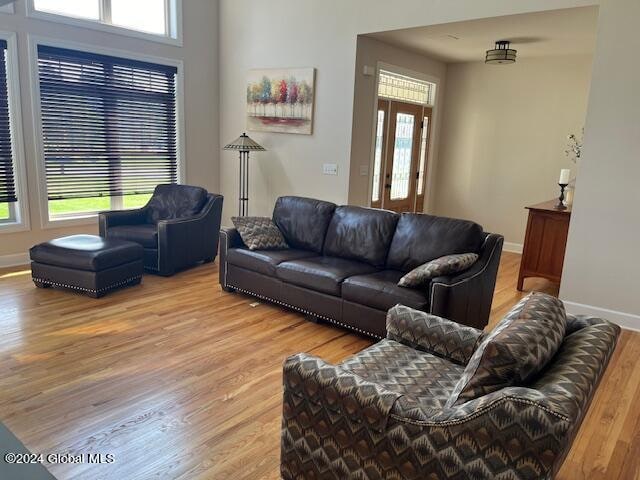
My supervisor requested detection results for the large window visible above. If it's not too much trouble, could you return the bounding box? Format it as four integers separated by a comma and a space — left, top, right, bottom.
37, 45, 179, 220
31, 0, 179, 41
0, 37, 24, 229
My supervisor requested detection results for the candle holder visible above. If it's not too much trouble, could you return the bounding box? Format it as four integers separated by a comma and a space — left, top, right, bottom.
555, 183, 568, 210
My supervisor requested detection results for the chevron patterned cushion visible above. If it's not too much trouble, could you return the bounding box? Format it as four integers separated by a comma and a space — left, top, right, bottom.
340, 339, 465, 411
398, 253, 479, 287
447, 292, 567, 407
231, 216, 289, 251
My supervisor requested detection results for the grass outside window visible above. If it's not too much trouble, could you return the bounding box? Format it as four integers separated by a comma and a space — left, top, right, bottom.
0, 202, 10, 221
48, 194, 153, 219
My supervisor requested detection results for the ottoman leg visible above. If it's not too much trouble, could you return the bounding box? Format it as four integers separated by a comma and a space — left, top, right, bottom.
33, 280, 51, 289
87, 290, 104, 299
128, 277, 142, 286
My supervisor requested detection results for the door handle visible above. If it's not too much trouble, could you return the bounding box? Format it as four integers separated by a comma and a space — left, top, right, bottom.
384, 184, 391, 189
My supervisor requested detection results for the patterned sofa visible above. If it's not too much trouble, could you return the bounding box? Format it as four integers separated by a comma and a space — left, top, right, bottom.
281, 293, 620, 479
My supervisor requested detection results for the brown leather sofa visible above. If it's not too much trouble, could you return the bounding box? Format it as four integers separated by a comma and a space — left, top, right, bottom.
219, 196, 503, 337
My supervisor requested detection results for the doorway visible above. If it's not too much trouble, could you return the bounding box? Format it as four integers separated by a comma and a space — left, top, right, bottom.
371, 98, 432, 213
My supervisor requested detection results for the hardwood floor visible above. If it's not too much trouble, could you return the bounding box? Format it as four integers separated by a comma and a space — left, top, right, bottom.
0, 252, 637, 479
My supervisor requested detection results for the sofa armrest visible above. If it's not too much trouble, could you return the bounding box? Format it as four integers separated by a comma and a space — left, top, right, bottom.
282, 353, 401, 433
219, 226, 244, 289
156, 194, 223, 275
98, 208, 148, 235
386, 304, 483, 365
428, 233, 504, 330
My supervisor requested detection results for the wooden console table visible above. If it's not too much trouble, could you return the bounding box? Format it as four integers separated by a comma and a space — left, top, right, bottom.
517, 200, 572, 291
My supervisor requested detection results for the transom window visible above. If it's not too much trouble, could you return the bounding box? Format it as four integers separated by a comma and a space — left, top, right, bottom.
32, 0, 177, 39
378, 70, 436, 106
37, 45, 180, 220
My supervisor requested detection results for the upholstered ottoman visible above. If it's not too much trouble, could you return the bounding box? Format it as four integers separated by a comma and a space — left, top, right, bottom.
29, 235, 144, 298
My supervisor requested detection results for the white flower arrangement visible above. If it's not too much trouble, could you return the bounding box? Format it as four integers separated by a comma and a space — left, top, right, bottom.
565, 128, 584, 165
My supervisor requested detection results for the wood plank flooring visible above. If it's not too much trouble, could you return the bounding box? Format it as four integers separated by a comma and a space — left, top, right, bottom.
0, 252, 637, 479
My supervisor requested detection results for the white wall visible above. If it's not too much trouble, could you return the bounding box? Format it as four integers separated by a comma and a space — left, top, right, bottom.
561, 0, 640, 327
434, 55, 592, 247
348, 35, 446, 210
0, 0, 219, 261
218, 0, 596, 224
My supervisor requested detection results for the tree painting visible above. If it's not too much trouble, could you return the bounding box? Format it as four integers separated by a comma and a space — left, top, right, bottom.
246, 68, 315, 135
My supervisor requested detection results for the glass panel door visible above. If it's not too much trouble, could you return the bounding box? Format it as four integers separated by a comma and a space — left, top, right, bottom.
389, 112, 414, 200
370, 100, 431, 213
382, 101, 422, 212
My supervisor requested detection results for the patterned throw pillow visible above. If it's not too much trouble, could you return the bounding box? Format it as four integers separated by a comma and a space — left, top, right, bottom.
231, 216, 289, 251
398, 253, 479, 288
446, 292, 567, 407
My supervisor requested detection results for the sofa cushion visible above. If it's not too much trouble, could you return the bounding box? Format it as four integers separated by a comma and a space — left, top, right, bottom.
146, 184, 208, 224
447, 292, 567, 407
226, 247, 316, 277
398, 253, 479, 287
340, 339, 464, 410
276, 256, 377, 296
386, 213, 484, 272
106, 224, 158, 249
231, 216, 288, 250
272, 196, 336, 253
342, 270, 429, 311
323, 206, 399, 267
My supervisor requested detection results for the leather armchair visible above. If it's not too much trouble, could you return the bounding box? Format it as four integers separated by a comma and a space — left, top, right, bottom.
281, 301, 620, 479
99, 184, 223, 276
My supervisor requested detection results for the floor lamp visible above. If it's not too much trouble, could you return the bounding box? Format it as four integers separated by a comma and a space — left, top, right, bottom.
223, 133, 266, 216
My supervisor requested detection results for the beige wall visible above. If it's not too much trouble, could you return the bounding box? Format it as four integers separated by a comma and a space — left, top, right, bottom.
218, 0, 596, 225
433, 55, 592, 247
561, 0, 640, 326
0, 0, 219, 260
348, 36, 446, 210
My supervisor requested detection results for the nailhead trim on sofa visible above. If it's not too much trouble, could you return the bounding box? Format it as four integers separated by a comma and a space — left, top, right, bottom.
227, 284, 384, 340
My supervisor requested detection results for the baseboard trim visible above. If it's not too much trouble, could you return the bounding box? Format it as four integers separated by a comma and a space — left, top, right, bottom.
503, 242, 523, 254
0, 253, 30, 268
562, 300, 640, 332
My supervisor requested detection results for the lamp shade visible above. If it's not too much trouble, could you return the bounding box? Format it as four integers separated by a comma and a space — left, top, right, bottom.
223, 133, 266, 152
485, 40, 517, 64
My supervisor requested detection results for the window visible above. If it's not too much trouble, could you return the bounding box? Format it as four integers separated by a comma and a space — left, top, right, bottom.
34, 0, 100, 21
0, 37, 25, 229
378, 70, 436, 106
31, 0, 178, 41
37, 45, 179, 220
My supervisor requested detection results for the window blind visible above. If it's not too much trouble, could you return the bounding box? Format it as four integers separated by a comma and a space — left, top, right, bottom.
0, 39, 17, 204
37, 45, 178, 201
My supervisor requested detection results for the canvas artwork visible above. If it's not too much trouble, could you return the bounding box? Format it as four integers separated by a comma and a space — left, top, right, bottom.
246, 68, 315, 135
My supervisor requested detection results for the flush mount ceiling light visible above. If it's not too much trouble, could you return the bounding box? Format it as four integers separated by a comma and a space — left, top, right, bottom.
485, 40, 517, 64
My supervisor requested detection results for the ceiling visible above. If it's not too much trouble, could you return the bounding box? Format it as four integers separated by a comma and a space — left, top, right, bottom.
364, 7, 599, 63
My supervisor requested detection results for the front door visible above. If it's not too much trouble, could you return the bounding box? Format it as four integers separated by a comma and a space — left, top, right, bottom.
371, 99, 432, 213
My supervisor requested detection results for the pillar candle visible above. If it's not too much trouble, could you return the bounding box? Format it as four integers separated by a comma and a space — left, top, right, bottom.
559, 169, 571, 185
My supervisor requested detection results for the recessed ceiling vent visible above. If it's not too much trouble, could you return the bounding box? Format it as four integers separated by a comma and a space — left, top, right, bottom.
485, 40, 517, 64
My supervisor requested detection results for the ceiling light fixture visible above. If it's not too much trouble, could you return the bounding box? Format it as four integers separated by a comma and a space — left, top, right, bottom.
485, 40, 517, 64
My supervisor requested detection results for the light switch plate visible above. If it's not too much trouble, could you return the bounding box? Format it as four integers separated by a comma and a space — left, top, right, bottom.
359, 165, 369, 176
323, 163, 338, 175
